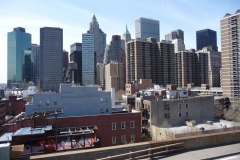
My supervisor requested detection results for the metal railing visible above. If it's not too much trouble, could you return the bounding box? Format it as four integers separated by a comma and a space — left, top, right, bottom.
97, 142, 184, 160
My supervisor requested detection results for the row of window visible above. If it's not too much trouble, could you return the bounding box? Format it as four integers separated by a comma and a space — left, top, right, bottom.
164, 103, 189, 110
112, 134, 135, 144
112, 121, 135, 130
164, 112, 188, 119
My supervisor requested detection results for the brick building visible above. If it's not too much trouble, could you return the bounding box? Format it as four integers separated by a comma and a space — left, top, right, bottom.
5, 96, 25, 116
0, 99, 6, 134
125, 79, 155, 94
3, 111, 141, 147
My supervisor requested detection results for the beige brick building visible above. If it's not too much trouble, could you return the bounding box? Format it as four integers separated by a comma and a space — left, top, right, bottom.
105, 62, 124, 91
220, 10, 240, 103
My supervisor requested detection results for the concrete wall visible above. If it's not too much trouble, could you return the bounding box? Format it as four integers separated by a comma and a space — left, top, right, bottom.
30, 130, 240, 160
25, 84, 112, 117
149, 95, 214, 126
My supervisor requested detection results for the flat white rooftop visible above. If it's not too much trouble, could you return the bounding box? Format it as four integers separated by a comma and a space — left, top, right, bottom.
0, 133, 13, 142
12, 125, 52, 137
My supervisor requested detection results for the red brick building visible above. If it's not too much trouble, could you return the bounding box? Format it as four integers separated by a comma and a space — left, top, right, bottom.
4, 112, 142, 147
125, 79, 155, 94
5, 96, 25, 116
0, 99, 6, 135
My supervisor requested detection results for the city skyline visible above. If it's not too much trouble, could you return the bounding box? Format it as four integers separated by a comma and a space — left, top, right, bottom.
0, 0, 238, 83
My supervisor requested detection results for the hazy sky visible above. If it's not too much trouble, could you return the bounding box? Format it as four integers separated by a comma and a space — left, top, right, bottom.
0, 0, 239, 83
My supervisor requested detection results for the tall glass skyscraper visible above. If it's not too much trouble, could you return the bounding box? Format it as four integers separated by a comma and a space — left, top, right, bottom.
7, 27, 31, 87
82, 33, 95, 85
196, 29, 217, 50
40, 27, 63, 91
135, 17, 160, 42
31, 44, 40, 83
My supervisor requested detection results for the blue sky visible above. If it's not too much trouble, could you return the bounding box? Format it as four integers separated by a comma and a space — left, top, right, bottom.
0, 0, 239, 83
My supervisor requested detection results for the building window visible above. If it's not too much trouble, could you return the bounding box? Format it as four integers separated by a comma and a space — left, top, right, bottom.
9, 103, 11, 106
38, 101, 41, 106
179, 103, 182, 109
100, 108, 103, 114
112, 123, 116, 130
106, 98, 108, 103
186, 112, 188, 117
130, 121, 134, 128
106, 108, 108, 113
46, 101, 49, 106
121, 122, 125, 129
186, 103, 188, 108
165, 113, 170, 119
131, 134, 135, 142
112, 136, 116, 144
100, 98, 103, 103
164, 104, 170, 110
121, 135, 126, 143
179, 112, 182, 117
54, 100, 57, 105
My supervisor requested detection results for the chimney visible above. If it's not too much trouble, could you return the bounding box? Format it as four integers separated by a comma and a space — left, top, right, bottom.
127, 104, 132, 113
154, 92, 159, 101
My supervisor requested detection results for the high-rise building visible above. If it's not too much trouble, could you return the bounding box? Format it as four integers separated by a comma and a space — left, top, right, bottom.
126, 38, 158, 84
198, 47, 221, 87
105, 62, 124, 91
70, 43, 82, 84
7, 27, 31, 87
31, 44, 40, 83
171, 39, 185, 53
88, 15, 106, 63
175, 50, 196, 87
63, 50, 69, 70
106, 35, 122, 63
96, 63, 105, 88
135, 17, 160, 42
196, 29, 217, 50
157, 40, 175, 86
195, 52, 209, 87
40, 27, 63, 91
103, 45, 110, 64
220, 9, 240, 103
165, 29, 184, 42
82, 33, 95, 85
122, 25, 131, 47
22, 49, 32, 83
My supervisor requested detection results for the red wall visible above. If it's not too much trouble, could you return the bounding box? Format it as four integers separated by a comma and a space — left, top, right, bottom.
5, 96, 25, 116
4, 112, 142, 147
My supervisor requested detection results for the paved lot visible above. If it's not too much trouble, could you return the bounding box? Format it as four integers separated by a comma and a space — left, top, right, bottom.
143, 143, 240, 160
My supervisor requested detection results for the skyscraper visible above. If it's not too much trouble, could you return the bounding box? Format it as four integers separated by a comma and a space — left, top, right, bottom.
40, 27, 63, 91
70, 43, 82, 84
63, 50, 69, 70
88, 15, 106, 63
7, 27, 31, 87
23, 49, 32, 83
31, 44, 40, 83
220, 10, 240, 104
196, 29, 217, 50
135, 17, 160, 42
171, 39, 185, 53
82, 33, 95, 85
165, 29, 184, 42
105, 35, 122, 64
122, 25, 131, 45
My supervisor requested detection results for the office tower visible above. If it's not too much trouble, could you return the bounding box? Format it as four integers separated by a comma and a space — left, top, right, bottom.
171, 39, 185, 53
221, 10, 240, 103
122, 25, 131, 49
175, 50, 196, 87
70, 43, 82, 84
63, 50, 69, 70
126, 38, 158, 84
157, 40, 175, 86
196, 29, 217, 50
31, 44, 40, 83
82, 33, 95, 85
40, 27, 63, 91
197, 47, 221, 87
106, 35, 122, 63
88, 15, 106, 63
22, 49, 32, 83
96, 63, 105, 88
7, 27, 31, 87
103, 45, 110, 64
135, 17, 160, 42
165, 29, 184, 42
105, 62, 124, 91
195, 52, 209, 86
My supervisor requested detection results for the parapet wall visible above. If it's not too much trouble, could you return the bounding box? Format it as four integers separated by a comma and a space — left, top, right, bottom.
30, 130, 240, 160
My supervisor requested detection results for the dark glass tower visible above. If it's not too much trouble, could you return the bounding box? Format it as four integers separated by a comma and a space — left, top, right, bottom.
196, 29, 217, 50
